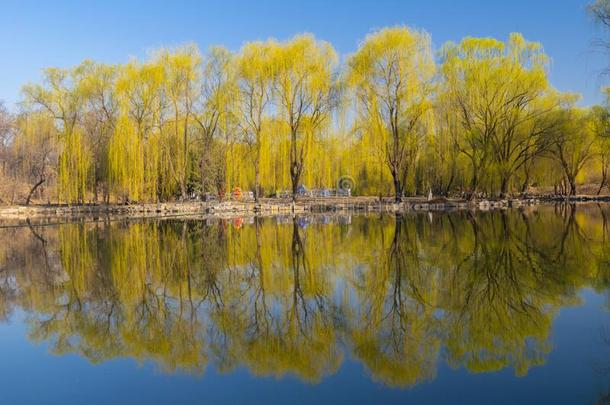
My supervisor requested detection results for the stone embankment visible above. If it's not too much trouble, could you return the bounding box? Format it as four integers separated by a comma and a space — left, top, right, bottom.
0, 195, 608, 222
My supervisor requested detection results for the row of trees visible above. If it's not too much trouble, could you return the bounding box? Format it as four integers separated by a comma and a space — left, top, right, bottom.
2, 27, 610, 204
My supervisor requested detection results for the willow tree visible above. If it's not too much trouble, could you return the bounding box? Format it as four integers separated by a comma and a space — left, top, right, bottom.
79, 62, 119, 202
441, 34, 559, 197
107, 115, 145, 201
12, 112, 57, 205
347, 26, 435, 201
427, 87, 464, 195
193, 47, 234, 197
272, 34, 337, 201
234, 41, 274, 201
157, 45, 202, 199
111, 60, 165, 201
591, 90, 610, 194
551, 108, 596, 195
23, 65, 91, 203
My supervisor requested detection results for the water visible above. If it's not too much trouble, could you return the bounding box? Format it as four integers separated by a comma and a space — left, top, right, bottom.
0, 205, 609, 404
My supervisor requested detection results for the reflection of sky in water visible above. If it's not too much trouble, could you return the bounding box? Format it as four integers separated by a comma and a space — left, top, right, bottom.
0, 208, 608, 404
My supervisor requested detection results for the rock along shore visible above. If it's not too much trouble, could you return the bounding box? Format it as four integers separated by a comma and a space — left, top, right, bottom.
1, 195, 610, 223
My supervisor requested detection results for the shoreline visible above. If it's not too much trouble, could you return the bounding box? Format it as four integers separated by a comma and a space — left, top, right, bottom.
1, 195, 610, 224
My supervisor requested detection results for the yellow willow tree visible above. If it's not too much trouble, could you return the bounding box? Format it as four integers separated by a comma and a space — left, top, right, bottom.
234, 41, 274, 201
551, 107, 597, 195
346, 26, 435, 201
426, 88, 465, 196
272, 34, 337, 201
12, 112, 58, 205
79, 62, 119, 203
58, 128, 91, 203
157, 45, 202, 200
111, 60, 165, 202
441, 33, 560, 197
107, 114, 145, 201
591, 88, 610, 194
23, 65, 92, 203
193, 46, 235, 197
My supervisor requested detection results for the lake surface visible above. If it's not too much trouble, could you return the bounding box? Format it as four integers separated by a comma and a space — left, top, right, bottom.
0, 205, 609, 404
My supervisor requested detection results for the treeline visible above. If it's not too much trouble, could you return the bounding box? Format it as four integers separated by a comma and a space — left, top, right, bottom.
2, 27, 610, 204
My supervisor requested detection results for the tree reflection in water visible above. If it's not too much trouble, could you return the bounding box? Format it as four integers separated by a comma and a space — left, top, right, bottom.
0, 204, 609, 387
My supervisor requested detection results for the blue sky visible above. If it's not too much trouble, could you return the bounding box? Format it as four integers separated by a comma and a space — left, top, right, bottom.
0, 0, 607, 109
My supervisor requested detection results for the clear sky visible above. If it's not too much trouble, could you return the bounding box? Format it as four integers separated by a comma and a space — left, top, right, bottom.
0, 0, 607, 109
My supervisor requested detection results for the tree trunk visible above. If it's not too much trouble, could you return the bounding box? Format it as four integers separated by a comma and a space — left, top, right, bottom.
598, 169, 608, 195
500, 175, 509, 198
254, 165, 260, 202
521, 172, 530, 193
444, 167, 456, 196
469, 164, 479, 200
93, 175, 99, 203
392, 170, 402, 202
255, 140, 262, 202
290, 161, 299, 202
104, 183, 110, 205
568, 176, 577, 196
291, 172, 298, 202
180, 181, 187, 201
199, 157, 207, 200
26, 177, 45, 206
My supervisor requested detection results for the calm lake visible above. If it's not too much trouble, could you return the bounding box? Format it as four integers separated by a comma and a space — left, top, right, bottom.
0, 205, 609, 404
